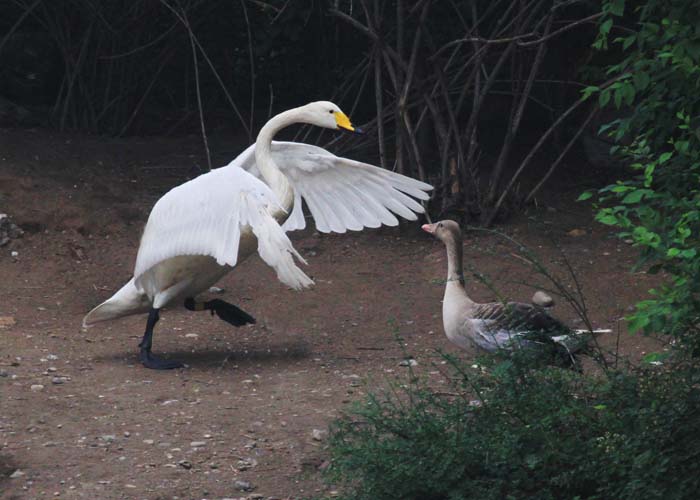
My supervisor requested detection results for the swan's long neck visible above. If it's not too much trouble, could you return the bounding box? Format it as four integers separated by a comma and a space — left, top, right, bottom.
255, 108, 301, 213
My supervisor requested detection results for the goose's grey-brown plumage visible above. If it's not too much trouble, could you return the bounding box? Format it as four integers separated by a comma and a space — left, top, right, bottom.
423, 220, 609, 366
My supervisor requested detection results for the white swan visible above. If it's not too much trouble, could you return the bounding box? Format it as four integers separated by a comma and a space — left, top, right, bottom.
83, 101, 433, 369
423, 220, 609, 368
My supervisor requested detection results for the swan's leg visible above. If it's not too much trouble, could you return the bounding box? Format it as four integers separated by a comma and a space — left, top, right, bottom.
184, 298, 256, 327
138, 308, 183, 370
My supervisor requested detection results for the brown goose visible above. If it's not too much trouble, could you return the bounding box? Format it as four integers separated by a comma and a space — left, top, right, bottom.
422, 220, 609, 366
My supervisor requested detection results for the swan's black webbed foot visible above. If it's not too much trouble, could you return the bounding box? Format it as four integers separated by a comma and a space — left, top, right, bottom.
139, 348, 184, 370
138, 308, 184, 370
184, 297, 256, 327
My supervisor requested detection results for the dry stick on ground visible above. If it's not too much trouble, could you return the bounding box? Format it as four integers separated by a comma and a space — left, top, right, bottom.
159, 0, 250, 139
372, 1, 387, 171
397, 1, 431, 183
118, 51, 173, 137
0, 0, 42, 56
187, 17, 212, 172
484, 77, 621, 226
485, 13, 553, 208
240, 0, 255, 143
395, 0, 405, 174
524, 106, 599, 204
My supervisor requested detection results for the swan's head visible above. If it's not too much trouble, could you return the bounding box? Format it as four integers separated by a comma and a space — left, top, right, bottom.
422, 219, 462, 245
299, 101, 359, 133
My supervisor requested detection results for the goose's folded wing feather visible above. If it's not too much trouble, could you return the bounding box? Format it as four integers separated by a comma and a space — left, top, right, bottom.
231, 141, 433, 233
470, 301, 571, 347
133, 166, 313, 290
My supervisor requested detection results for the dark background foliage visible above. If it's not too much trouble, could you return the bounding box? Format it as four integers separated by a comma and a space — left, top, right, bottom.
0, 0, 611, 222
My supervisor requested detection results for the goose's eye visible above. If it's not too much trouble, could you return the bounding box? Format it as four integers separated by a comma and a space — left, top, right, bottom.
438, 223, 443, 228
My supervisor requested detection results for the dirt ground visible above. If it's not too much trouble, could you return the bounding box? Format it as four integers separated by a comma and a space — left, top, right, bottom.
0, 128, 662, 499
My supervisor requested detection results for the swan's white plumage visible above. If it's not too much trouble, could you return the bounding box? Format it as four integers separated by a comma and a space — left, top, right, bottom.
230, 141, 432, 233
83, 102, 433, 331
133, 166, 312, 291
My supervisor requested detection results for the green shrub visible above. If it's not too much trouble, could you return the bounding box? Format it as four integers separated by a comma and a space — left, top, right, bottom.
583, 0, 700, 350
324, 354, 700, 500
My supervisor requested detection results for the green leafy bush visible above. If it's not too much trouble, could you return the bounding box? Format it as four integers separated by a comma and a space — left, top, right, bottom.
584, 0, 700, 349
322, 3, 700, 498
324, 355, 700, 500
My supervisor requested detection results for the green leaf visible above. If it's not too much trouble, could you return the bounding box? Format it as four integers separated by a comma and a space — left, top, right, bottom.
659, 152, 673, 164
621, 190, 646, 204
681, 248, 697, 258
577, 191, 594, 201
642, 352, 670, 364
633, 71, 650, 91
599, 89, 611, 107
597, 214, 619, 225
614, 88, 623, 108
582, 86, 599, 100
609, 0, 625, 16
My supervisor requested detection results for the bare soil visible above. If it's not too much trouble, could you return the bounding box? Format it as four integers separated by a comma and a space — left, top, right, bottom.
0, 128, 661, 499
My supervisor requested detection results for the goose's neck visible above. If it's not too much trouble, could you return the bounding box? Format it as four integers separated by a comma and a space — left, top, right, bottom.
444, 237, 472, 302
445, 238, 465, 285
255, 109, 299, 212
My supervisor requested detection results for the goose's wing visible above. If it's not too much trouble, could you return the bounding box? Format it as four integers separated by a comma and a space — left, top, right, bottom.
468, 301, 570, 350
133, 166, 313, 290
232, 141, 433, 233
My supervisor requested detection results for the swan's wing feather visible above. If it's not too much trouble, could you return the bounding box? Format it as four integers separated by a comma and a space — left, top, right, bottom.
133, 166, 312, 290
240, 141, 432, 233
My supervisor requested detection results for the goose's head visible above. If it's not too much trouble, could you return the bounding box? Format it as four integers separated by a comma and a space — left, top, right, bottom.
298, 101, 360, 133
422, 219, 462, 246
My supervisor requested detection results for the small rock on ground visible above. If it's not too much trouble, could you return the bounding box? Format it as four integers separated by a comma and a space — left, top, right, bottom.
234, 479, 254, 491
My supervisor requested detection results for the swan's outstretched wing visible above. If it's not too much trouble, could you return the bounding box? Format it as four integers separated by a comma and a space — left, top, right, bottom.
231, 141, 433, 233
133, 166, 313, 290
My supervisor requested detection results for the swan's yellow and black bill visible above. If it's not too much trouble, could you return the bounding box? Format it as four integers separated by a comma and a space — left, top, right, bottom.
334, 111, 356, 132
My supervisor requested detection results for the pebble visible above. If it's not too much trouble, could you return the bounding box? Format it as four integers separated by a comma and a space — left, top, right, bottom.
0, 316, 16, 329
0, 370, 8, 377
184, 333, 199, 338
100, 435, 117, 442
236, 458, 257, 471
234, 480, 253, 491
311, 429, 327, 441
190, 441, 206, 448
51, 377, 65, 385
208, 286, 225, 294
399, 359, 418, 367
30, 384, 45, 392
10, 469, 24, 479
178, 460, 193, 470
567, 228, 587, 237
143, 439, 155, 445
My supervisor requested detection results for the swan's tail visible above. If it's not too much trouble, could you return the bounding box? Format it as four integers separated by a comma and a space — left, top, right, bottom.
82, 278, 151, 328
